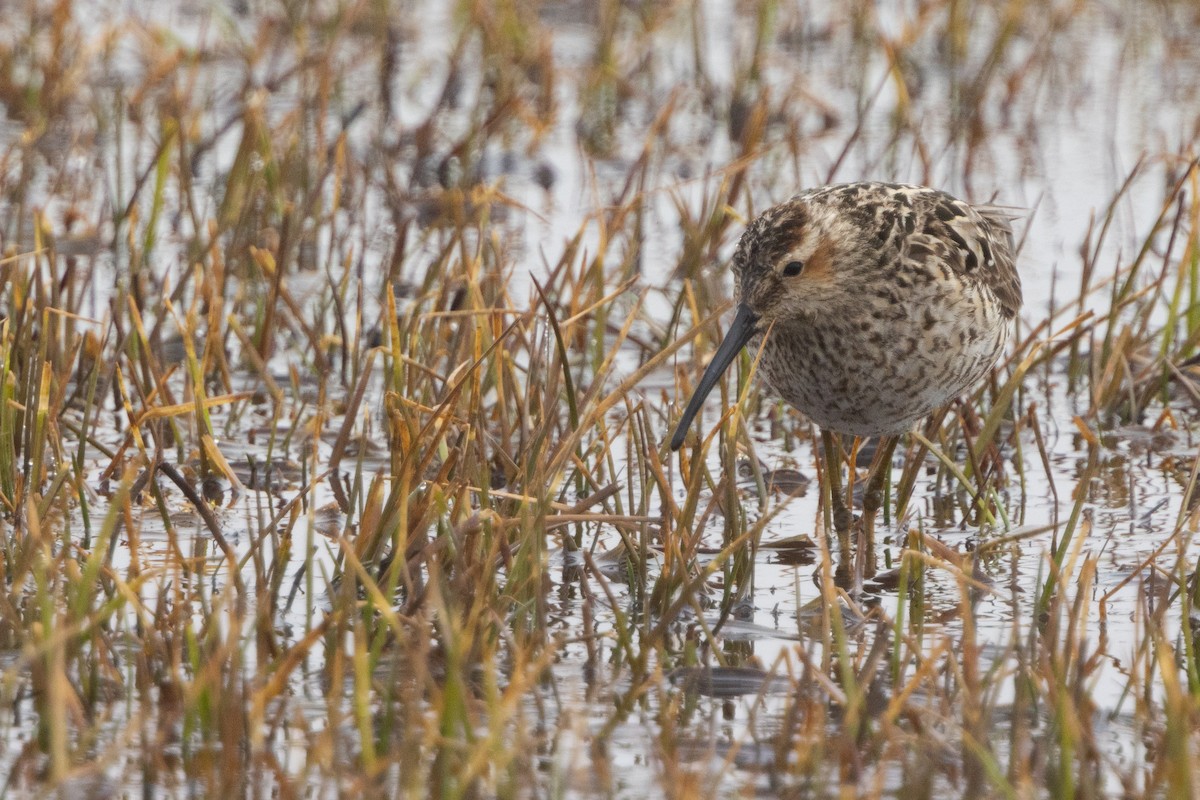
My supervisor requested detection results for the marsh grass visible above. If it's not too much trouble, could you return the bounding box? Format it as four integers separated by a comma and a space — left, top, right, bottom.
0, 0, 1197, 797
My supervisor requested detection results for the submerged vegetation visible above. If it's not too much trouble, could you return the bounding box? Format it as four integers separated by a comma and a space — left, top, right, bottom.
0, 0, 1198, 796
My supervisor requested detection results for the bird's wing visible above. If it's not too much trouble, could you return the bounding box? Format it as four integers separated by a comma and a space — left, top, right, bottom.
966, 205, 1023, 317
906, 195, 1023, 318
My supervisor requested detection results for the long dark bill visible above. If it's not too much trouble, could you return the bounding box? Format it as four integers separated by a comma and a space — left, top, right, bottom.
669, 303, 761, 451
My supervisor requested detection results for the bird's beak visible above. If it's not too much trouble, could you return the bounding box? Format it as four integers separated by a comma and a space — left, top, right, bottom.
669, 303, 761, 450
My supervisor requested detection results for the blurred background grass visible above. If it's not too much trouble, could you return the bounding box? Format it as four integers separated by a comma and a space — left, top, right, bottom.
0, 0, 1197, 796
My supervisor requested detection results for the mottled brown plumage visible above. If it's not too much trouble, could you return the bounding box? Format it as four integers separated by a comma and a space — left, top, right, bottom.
671, 182, 1022, 448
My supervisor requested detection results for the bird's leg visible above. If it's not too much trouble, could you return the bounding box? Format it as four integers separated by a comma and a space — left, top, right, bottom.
821, 430, 854, 563
859, 435, 900, 579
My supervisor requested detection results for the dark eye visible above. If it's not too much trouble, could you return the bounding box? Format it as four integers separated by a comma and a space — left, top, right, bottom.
782, 260, 805, 277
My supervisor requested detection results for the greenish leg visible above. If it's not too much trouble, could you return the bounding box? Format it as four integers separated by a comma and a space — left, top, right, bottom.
822, 430, 853, 566
860, 435, 900, 579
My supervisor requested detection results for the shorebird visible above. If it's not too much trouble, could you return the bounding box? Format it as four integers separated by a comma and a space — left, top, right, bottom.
670, 182, 1022, 576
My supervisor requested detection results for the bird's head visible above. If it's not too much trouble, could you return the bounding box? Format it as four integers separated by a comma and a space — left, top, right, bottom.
669, 196, 851, 450
732, 197, 857, 323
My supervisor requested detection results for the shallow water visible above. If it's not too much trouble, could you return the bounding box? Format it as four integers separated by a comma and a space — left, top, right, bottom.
1, 0, 1199, 797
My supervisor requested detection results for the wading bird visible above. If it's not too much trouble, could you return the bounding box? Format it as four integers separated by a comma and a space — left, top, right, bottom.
670, 182, 1021, 577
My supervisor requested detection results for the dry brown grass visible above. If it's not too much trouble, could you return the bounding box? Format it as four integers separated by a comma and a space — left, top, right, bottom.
0, 0, 1197, 796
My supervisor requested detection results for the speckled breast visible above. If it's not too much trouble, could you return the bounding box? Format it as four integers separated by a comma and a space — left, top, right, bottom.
751, 280, 1011, 437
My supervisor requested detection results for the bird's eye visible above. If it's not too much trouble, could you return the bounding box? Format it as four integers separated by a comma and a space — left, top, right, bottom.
782, 260, 805, 277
